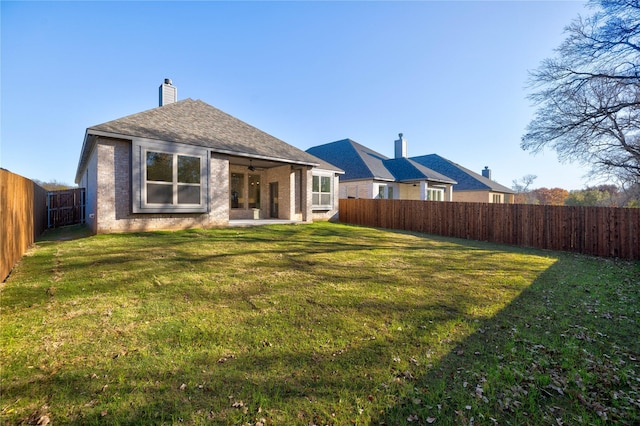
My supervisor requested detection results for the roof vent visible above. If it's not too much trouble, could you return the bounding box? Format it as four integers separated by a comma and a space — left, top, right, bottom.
159, 79, 177, 106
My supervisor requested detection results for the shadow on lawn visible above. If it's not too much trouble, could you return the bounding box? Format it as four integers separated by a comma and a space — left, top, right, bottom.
37, 224, 92, 242
371, 254, 640, 425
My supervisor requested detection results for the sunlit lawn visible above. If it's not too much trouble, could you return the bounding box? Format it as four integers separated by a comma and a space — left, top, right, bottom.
1, 222, 638, 425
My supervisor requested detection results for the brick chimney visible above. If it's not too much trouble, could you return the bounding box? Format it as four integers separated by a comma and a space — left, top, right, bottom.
394, 133, 407, 158
159, 78, 177, 106
482, 166, 492, 180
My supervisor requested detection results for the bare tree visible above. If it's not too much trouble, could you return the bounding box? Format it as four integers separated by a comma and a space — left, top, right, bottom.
522, 0, 640, 186
512, 174, 538, 203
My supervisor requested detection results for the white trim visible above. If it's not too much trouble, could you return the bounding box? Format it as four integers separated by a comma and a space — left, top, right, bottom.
311, 171, 334, 210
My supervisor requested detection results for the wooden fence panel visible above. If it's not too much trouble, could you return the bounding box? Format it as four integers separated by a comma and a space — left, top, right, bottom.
1, 169, 47, 282
339, 199, 640, 260
47, 188, 85, 228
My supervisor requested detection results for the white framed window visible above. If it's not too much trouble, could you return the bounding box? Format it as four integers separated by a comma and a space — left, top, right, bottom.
377, 184, 395, 199
312, 173, 333, 209
426, 188, 444, 201
132, 139, 208, 213
492, 193, 503, 203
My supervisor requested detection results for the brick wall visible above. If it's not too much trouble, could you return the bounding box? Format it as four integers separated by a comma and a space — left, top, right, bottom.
265, 164, 293, 219
453, 190, 512, 204
91, 139, 228, 233
312, 174, 339, 221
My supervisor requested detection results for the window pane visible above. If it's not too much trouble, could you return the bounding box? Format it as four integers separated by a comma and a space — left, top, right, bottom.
312, 175, 319, 192
248, 174, 260, 209
147, 152, 173, 182
178, 185, 200, 204
178, 155, 200, 184
388, 187, 394, 199
379, 186, 385, 199
320, 176, 331, 193
320, 194, 331, 205
312, 193, 319, 205
231, 173, 244, 208
147, 183, 173, 204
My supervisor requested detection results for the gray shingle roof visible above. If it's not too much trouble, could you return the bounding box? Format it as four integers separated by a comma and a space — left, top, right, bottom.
382, 158, 456, 184
76, 98, 339, 182
411, 154, 514, 193
306, 139, 455, 184
307, 139, 394, 181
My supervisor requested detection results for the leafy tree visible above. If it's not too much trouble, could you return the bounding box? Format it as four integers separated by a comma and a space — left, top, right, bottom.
530, 187, 570, 205
522, 0, 640, 187
565, 183, 640, 206
565, 188, 614, 206
33, 179, 74, 191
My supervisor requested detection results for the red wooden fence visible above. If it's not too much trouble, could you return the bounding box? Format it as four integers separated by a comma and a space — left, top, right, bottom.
339, 199, 640, 260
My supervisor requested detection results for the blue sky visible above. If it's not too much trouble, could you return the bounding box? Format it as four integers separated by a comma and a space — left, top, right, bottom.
2, 1, 591, 190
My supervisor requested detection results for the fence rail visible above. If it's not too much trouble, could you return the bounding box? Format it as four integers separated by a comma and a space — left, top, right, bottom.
339, 199, 640, 260
1, 169, 48, 281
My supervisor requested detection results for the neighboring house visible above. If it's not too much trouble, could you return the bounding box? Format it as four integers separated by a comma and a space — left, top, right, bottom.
411, 155, 515, 204
307, 134, 514, 203
75, 80, 342, 234
306, 135, 456, 201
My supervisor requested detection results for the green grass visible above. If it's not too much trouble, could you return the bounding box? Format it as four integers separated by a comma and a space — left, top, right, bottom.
1, 222, 638, 425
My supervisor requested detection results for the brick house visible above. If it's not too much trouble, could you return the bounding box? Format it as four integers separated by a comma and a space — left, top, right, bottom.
411, 155, 515, 204
74, 81, 342, 234
307, 134, 514, 203
306, 136, 456, 201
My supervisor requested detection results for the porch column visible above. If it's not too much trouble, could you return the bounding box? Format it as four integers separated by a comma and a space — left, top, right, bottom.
420, 181, 427, 201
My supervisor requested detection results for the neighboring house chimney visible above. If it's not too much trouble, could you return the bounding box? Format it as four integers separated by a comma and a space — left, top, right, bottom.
482, 166, 492, 180
159, 78, 177, 106
394, 133, 407, 158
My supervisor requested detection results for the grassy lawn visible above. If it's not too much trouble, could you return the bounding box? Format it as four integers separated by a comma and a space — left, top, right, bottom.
1, 222, 638, 425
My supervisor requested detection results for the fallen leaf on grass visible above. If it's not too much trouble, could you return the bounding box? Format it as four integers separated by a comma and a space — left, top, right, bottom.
36, 415, 50, 426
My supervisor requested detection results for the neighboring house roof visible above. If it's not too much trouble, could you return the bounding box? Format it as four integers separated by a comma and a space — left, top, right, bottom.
76, 98, 341, 183
382, 158, 456, 184
411, 154, 515, 194
307, 139, 394, 181
306, 139, 454, 184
